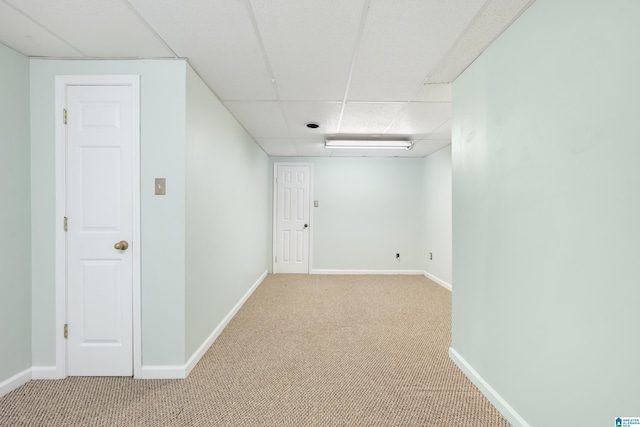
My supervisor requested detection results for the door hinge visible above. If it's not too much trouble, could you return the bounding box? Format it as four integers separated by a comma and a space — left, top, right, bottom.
63, 108, 67, 125
275, 177, 278, 184
64, 324, 68, 339
275, 256, 277, 262
64, 216, 68, 232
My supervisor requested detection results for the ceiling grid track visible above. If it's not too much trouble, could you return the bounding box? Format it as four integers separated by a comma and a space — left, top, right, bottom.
241, 0, 295, 137
123, 0, 179, 58
1, 0, 87, 57
379, 0, 495, 136
335, 0, 372, 135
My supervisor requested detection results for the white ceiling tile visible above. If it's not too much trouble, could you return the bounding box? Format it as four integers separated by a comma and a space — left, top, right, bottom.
258, 137, 328, 156
363, 149, 416, 158
417, 120, 452, 140
412, 84, 453, 103
0, 2, 83, 57
224, 102, 290, 138
411, 140, 451, 156
429, 0, 535, 82
295, 140, 330, 157
347, 0, 486, 101
255, 139, 299, 156
386, 102, 452, 136
330, 149, 370, 157
129, 0, 277, 100
280, 102, 342, 136
0, 0, 530, 158
248, 0, 366, 100
339, 103, 405, 134
5, 0, 173, 57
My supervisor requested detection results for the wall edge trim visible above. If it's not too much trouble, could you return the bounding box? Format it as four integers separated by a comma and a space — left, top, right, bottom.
31, 366, 63, 380
449, 347, 530, 427
183, 269, 269, 377
311, 269, 424, 275
138, 365, 185, 379
423, 270, 452, 291
0, 368, 31, 397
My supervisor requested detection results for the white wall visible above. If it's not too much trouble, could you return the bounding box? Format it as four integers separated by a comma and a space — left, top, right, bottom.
185, 65, 271, 359
422, 145, 452, 287
451, 0, 640, 425
30, 59, 187, 367
0, 44, 31, 387
271, 157, 425, 272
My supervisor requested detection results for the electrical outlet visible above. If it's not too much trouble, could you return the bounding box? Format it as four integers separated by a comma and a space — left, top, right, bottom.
429, 252, 433, 260
396, 253, 400, 261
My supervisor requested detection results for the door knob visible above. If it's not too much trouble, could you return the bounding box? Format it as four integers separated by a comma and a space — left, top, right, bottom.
304, 224, 308, 229
114, 240, 129, 250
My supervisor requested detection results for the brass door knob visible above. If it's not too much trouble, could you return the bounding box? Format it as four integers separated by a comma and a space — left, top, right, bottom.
114, 240, 129, 250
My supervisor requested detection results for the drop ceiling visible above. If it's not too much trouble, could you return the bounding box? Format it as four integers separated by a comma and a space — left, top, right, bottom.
0, 0, 534, 157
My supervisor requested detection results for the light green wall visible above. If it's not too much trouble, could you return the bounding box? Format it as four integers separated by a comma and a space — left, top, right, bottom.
451, 0, 640, 425
0, 44, 31, 383
30, 59, 187, 366
185, 66, 270, 358
271, 157, 424, 271
422, 145, 452, 285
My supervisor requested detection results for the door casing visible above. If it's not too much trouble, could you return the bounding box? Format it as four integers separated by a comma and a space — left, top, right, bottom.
54, 75, 141, 378
272, 163, 314, 274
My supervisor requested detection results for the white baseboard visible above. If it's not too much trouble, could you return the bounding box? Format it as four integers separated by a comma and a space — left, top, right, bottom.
423, 270, 452, 291
138, 270, 269, 380
0, 368, 31, 397
31, 366, 62, 380
138, 365, 185, 379
311, 269, 424, 275
184, 269, 268, 377
449, 347, 530, 427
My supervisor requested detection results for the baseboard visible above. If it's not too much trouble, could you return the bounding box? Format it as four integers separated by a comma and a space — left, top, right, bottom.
0, 368, 31, 397
423, 270, 452, 291
311, 269, 424, 275
31, 366, 62, 379
137, 270, 268, 380
449, 347, 530, 427
138, 365, 185, 379
184, 269, 268, 377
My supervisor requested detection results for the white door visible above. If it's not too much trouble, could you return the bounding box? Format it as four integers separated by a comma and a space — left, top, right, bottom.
66, 84, 135, 376
275, 165, 311, 273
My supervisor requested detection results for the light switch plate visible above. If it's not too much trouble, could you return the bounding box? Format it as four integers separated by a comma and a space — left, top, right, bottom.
155, 178, 166, 195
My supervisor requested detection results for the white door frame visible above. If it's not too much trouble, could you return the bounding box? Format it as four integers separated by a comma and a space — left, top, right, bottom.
272, 163, 314, 274
54, 75, 141, 378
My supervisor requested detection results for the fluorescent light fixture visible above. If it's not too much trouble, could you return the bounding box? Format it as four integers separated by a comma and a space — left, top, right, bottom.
325, 139, 413, 150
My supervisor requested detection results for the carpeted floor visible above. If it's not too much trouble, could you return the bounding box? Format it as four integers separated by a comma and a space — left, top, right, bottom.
0, 274, 505, 426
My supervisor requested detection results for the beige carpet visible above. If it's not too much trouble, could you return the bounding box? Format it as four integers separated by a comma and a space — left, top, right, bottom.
0, 274, 504, 426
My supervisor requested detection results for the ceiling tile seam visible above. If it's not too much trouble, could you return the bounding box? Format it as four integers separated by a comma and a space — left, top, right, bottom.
423, 0, 494, 83
224, 100, 344, 104
382, 100, 452, 137
185, 58, 232, 108
345, 101, 408, 105
423, 118, 453, 139
241, 0, 280, 96
444, 0, 537, 83
380, 0, 494, 135
2, 0, 87, 57
336, 0, 373, 134
122, 0, 179, 58
380, 100, 411, 135
377, 0, 493, 134
241, 0, 295, 135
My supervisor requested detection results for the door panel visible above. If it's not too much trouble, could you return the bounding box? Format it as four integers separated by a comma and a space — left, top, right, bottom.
66, 84, 134, 376
276, 166, 310, 273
